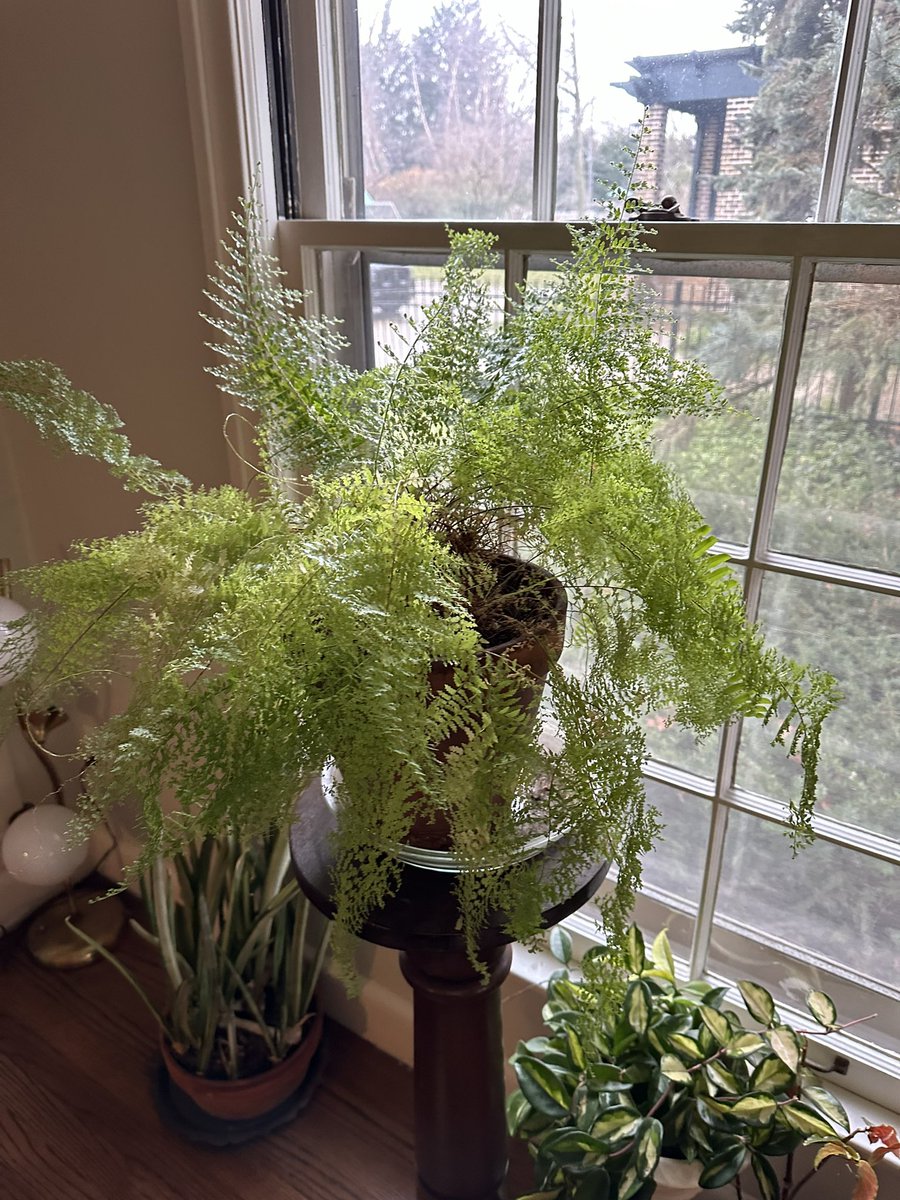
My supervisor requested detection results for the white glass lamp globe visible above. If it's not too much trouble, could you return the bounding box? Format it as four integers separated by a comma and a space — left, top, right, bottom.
0, 596, 33, 686
1, 805, 90, 886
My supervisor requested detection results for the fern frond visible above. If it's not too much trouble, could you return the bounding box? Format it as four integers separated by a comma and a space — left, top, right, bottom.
0, 360, 186, 495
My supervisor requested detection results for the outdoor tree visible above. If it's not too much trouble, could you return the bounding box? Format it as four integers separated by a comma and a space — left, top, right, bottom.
358, 2, 421, 185
359, 0, 533, 218
731, 0, 900, 219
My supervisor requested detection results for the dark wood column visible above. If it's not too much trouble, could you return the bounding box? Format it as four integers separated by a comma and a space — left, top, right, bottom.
401, 944, 512, 1200
290, 776, 609, 1200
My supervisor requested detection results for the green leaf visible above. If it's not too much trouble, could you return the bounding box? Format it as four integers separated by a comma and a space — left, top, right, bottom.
703, 986, 730, 1009
575, 1090, 600, 1133
549, 925, 573, 966
751, 1152, 781, 1200
616, 1165, 644, 1200
750, 1054, 795, 1094
592, 1108, 642, 1143
542, 1002, 581, 1028
698, 1142, 748, 1189
667, 1033, 703, 1062
507, 1089, 530, 1136
802, 1085, 849, 1131
780, 1102, 840, 1138
567, 1026, 586, 1071
586, 1063, 627, 1088
625, 979, 652, 1035
626, 925, 646, 975
806, 990, 838, 1028
651, 930, 675, 979
552, 979, 589, 1009
515, 1057, 571, 1119
541, 1127, 611, 1156
696, 1098, 737, 1131
728, 1093, 778, 1126
519, 1036, 553, 1056
660, 1053, 692, 1084
726, 1032, 768, 1058
705, 1059, 741, 1094
699, 1005, 731, 1046
738, 980, 778, 1026
634, 1117, 662, 1179
768, 1026, 803, 1073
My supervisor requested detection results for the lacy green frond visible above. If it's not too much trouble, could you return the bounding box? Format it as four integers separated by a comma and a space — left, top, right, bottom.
0, 360, 187, 495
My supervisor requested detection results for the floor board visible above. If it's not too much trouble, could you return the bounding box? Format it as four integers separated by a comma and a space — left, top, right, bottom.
0, 900, 533, 1200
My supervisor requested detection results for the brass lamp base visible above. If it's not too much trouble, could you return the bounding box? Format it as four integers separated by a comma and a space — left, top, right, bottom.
27, 890, 126, 969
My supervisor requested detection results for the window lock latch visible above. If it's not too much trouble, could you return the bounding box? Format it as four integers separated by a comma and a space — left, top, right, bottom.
806, 1054, 850, 1076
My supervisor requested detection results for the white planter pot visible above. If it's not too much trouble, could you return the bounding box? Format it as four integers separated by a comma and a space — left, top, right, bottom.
652, 1156, 703, 1199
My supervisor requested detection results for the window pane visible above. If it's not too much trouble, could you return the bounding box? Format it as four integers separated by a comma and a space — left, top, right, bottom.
366, 253, 505, 368
649, 270, 787, 546
645, 719, 721, 780
772, 273, 900, 572
737, 574, 900, 838
592, 781, 705, 964
840, 0, 900, 222
558, 0, 848, 221
709, 809, 900, 1057
641, 780, 711, 913
356, 0, 537, 219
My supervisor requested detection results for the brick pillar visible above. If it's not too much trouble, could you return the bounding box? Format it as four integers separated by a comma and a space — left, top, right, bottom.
634, 103, 668, 203
690, 104, 726, 220
716, 96, 755, 219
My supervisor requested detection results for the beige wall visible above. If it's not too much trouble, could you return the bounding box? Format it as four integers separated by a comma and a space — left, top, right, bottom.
0, 1, 239, 923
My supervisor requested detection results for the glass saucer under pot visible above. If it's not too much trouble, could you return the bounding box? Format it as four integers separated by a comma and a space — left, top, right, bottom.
320, 761, 569, 874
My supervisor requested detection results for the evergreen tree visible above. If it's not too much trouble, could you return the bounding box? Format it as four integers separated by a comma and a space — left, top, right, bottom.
731, 0, 900, 219
359, 0, 532, 218
359, 2, 420, 182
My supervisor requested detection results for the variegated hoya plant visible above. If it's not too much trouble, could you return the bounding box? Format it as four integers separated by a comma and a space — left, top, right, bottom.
508, 925, 898, 1199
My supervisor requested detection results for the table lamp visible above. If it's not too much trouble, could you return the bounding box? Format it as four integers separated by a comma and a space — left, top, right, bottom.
0, 566, 125, 966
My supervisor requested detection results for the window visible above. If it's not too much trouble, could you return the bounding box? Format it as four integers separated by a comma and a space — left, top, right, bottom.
268, 0, 899, 1110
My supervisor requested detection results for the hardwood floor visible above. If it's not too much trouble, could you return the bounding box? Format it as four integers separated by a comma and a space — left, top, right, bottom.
0, 902, 533, 1200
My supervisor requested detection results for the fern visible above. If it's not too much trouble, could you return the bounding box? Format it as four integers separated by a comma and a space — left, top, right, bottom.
0, 186, 839, 980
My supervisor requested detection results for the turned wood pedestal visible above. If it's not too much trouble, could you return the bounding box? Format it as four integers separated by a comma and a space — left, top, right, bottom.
290, 776, 609, 1200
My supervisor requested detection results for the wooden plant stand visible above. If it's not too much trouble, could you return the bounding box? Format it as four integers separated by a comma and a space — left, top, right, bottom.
291, 776, 609, 1200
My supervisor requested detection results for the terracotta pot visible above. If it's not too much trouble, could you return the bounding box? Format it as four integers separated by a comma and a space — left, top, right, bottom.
160, 1007, 324, 1121
652, 1156, 703, 1199
406, 555, 568, 850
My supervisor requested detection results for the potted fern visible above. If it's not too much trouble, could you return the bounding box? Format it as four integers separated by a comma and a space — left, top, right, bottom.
74, 827, 331, 1138
0, 195, 837, 979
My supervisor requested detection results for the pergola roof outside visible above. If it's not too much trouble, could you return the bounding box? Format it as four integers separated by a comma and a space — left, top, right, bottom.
614, 44, 764, 111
